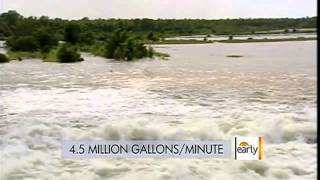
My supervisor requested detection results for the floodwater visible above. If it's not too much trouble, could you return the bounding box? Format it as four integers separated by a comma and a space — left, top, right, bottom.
0, 41, 317, 179
168, 33, 317, 41
0, 41, 5, 54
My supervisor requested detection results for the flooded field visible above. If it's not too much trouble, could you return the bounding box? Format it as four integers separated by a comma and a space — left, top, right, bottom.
167, 33, 317, 41
0, 41, 317, 179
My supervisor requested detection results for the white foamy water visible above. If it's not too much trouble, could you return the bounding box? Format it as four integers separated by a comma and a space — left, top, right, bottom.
0, 41, 317, 179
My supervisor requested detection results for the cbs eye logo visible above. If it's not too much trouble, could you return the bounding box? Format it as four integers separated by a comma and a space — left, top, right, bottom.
235, 137, 263, 160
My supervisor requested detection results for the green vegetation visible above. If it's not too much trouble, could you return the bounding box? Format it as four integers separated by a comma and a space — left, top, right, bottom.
7, 45, 84, 63
6, 29, 58, 53
2, 10, 316, 38
0, 53, 10, 63
0, 10, 317, 62
36, 29, 58, 53
226, 55, 243, 58
64, 23, 81, 44
7, 50, 43, 60
147, 32, 159, 41
78, 42, 105, 57
104, 30, 153, 60
57, 44, 83, 63
1, 10, 317, 41
0, 11, 165, 61
6, 36, 39, 51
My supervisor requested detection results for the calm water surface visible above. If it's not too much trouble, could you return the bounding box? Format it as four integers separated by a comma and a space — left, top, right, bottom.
168, 33, 317, 41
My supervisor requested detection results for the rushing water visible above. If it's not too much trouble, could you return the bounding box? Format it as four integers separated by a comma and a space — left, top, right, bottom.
0, 41, 317, 179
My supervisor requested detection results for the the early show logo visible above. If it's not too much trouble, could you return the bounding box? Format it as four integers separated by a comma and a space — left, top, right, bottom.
235, 137, 263, 160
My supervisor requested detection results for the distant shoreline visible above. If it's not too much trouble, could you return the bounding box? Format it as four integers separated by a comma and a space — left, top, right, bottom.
217, 37, 317, 43
148, 37, 317, 45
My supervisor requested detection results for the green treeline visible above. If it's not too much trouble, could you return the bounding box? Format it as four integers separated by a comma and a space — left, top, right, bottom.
0, 10, 316, 40
0, 11, 317, 62
0, 11, 157, 62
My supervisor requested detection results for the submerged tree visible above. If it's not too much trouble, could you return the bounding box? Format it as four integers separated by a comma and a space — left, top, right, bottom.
104, 30, 153, 60
57, 44, 83, 63
105, 30, 128, 58
0, 53, 10, 63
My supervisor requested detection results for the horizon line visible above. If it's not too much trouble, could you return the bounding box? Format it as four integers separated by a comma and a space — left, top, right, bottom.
0, 10, 317, 21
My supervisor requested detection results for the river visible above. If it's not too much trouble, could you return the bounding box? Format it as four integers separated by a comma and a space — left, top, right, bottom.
167, 33, 317, 41
0, 41, 317, 179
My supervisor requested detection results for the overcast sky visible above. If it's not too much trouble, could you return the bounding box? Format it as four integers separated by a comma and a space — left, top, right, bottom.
0, 0, 317, 19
